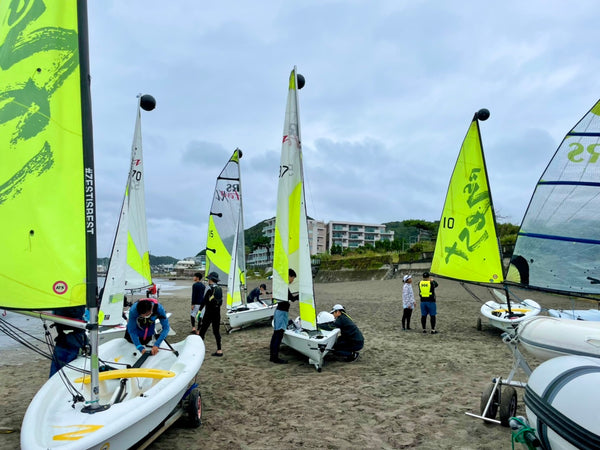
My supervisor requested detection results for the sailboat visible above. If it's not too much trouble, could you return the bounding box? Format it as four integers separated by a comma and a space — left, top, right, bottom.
205, 148, 276, 332
0, 2, 204, 448
274, 67, 340, 372
97, 94, 173, 344
430, 109, 541, 333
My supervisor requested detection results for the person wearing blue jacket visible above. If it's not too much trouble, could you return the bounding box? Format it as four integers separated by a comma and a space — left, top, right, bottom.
126, 298, 170, 355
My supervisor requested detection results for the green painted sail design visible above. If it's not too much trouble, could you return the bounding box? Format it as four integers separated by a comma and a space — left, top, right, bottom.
100, 98, 152, 324
506, 100, 600, 296
205, 148, 246, 308
273, 67, 316, 330
0, 1, 91, 309
431, 115, 503, 284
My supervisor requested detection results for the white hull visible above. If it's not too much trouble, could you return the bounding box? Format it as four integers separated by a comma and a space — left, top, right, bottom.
518, 316, 600, 362
525, 355, 600, 449
548, 308, 600, 321
282, 327, 340, 372
480, 299, 541, 332
226, 302, 276, 330
21, 335, 204, 449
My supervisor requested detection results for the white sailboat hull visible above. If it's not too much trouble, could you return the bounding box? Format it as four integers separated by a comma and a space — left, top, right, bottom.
480, 299, 541, 333
547, 308, 600, 321
21, 335, 204, 449
282, 327, 340, 372
525, 355, 600, 449
517, 316, 600, 362
226, 302, 276, 330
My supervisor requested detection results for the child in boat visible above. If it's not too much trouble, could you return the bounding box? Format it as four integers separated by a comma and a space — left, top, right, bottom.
247, 283, 268, 303
126, 298, 170, 355
402, 275, 416, 330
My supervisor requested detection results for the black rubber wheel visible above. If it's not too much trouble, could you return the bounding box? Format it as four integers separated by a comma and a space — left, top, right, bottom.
183, 387, 202, 428
480, 383, 499, 419
476, 318, 482, 331
499, 386, 517, 427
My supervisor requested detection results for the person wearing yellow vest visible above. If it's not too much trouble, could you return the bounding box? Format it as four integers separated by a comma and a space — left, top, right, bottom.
418, 272, 439, 334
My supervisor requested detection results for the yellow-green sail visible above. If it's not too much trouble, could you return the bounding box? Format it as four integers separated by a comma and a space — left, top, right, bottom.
0, 2, 90, 309
430, 114, 503, 284
273, 67, 316, 330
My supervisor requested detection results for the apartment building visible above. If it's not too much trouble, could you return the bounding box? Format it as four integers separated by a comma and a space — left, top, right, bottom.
327, 221, 394, 250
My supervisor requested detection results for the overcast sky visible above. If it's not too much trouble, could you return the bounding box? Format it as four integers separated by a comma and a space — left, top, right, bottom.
86, 0, 600, 259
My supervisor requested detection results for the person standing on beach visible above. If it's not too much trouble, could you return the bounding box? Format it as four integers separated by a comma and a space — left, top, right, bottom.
402, 275, 416, 330
419, 272, 439, 334
126, 298, 170, 355
190, 272, 205, 334
269, 268, 299, 364
198, 272, 224, 356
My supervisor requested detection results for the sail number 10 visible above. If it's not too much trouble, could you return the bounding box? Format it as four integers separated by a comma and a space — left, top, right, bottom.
442, 217, 455, 229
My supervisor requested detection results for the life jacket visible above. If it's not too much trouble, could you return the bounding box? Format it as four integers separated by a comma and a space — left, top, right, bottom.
419, 280, 433, 298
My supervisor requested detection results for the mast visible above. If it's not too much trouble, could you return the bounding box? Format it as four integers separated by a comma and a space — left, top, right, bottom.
77, 0, 101, 410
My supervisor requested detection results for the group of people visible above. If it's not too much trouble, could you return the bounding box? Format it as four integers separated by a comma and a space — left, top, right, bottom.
49, 268, 368, 376
402, 271, 439, 334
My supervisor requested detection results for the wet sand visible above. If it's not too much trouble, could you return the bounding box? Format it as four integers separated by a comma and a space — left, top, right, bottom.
0, 277, 593, 449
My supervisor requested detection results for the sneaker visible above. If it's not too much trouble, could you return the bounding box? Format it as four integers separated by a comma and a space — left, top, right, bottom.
407, 327, 412, 330
402, 327, 406, 331
270, 357, 287, 364
431, 330, 438, 334
423, 329, 427, 334
346, 352, 360, 362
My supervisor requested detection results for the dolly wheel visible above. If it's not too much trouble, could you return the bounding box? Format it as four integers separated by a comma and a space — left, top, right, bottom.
480, 383, 499, 419
183, 387, 202, 428
499, 386, 517, 427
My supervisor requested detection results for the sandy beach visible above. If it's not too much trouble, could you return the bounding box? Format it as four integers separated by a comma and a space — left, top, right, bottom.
0, 276, 593, 449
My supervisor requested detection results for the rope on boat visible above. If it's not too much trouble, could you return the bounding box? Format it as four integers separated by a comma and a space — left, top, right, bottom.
510, 416, 540, 450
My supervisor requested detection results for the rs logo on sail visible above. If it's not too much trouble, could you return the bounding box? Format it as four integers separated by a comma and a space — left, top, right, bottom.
567, 142, 600, 163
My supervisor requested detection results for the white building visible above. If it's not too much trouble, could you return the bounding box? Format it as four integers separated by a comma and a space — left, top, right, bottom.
327, 221, 394, 250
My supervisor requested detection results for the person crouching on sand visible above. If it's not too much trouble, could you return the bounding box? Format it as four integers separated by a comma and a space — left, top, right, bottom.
330, 304, 364, 362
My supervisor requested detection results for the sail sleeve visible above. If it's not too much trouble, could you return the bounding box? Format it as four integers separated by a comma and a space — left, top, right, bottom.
0, 2, 90, 309
273, 67, 316, 330
507, 100, 600, 296
430, 117, 504, 284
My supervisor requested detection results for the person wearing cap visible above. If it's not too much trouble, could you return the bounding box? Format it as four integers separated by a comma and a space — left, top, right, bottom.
402, 275, 416, 330
126, 298, 170, 355
418, 272, 439, 334
198, 271, 224, 356
329, 304, 364, 362
269, 268, 299, 364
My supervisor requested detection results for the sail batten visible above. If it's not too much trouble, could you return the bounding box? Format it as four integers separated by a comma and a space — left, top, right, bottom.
507, 99, 600, 296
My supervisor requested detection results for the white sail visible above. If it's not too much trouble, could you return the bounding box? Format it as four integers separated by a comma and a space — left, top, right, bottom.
100, 99, 153, 325
273, 66, 316, 331
205, 149, 246, 309
507, 100, 600, 297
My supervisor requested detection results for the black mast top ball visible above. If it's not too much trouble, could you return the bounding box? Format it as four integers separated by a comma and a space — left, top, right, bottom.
140, 94, 156, 111
476, 108, 490, 121
297, 74, 305, 90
